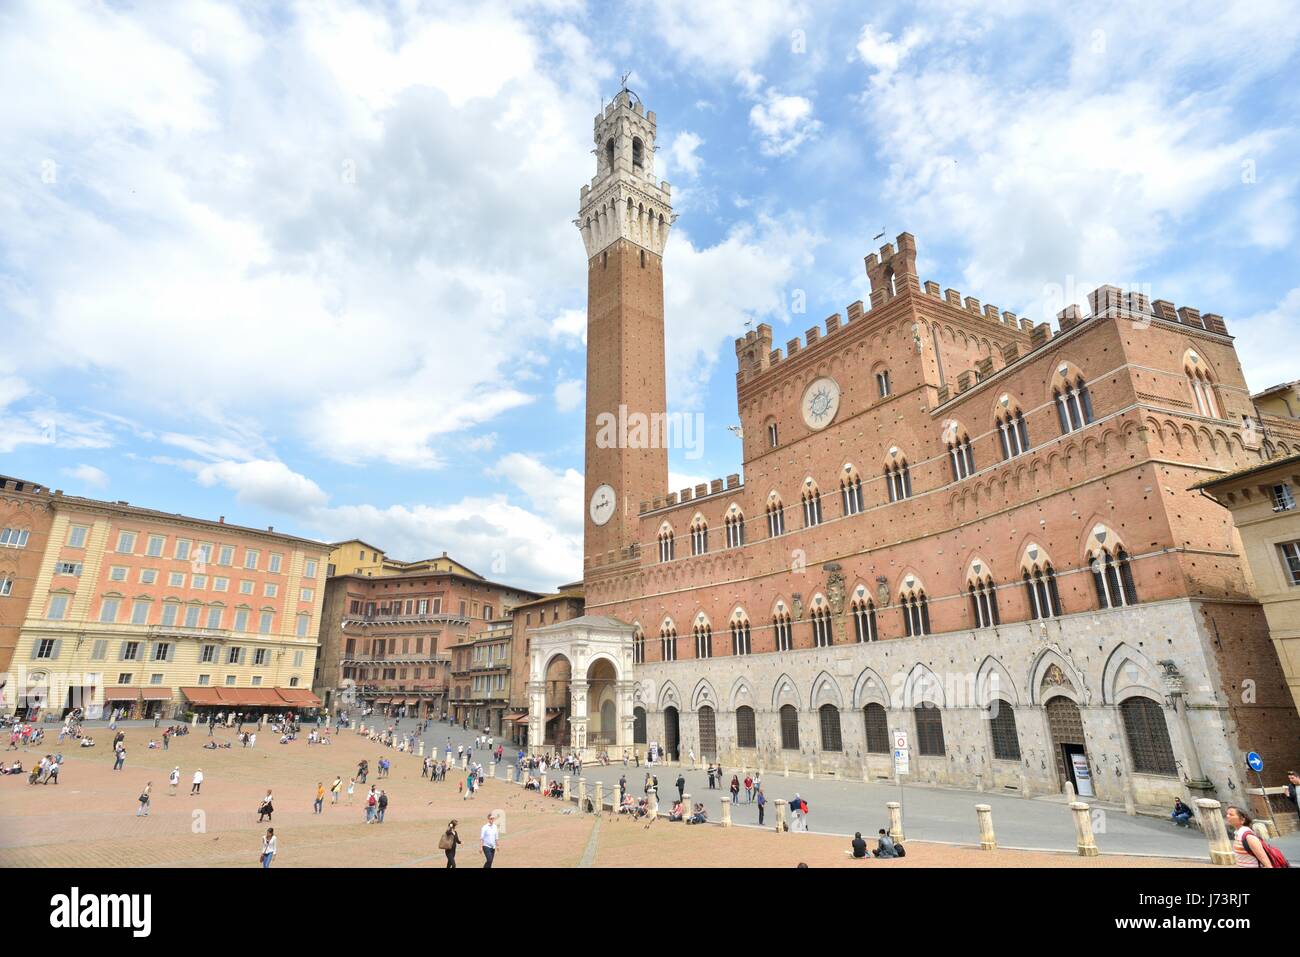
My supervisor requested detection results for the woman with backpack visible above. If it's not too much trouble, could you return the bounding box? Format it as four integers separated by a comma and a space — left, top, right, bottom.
1225, 806, 1279, 868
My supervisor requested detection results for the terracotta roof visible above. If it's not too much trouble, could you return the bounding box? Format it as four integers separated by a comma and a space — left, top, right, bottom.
1189, 451, 1300, 491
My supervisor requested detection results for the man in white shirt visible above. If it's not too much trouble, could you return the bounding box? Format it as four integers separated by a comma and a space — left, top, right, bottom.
169, 767, 180, 796
480, 812, 500, 869
191, 768, 204, 795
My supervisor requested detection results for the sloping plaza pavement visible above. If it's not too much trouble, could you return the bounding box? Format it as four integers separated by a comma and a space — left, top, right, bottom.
0, 717, 1233, 867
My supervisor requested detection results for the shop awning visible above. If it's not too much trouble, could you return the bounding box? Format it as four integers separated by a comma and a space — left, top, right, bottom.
503, 711, 527, 723
103, 687, 140, 701
224, 688, 290, 707
373, 697, 392, 705
545, 711, 563, 724
180, 686, 224, 707
276, 689, 321, 708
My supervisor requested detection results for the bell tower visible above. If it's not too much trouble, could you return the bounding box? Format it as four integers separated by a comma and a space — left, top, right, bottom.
578, 88, 673, 570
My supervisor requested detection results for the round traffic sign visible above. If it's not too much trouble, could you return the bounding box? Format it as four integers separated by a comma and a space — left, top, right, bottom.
1246, 751, 1264, 772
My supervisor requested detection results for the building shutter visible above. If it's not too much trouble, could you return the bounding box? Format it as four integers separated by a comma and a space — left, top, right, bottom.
166, 643, 176, 662
50, 640, 63, 660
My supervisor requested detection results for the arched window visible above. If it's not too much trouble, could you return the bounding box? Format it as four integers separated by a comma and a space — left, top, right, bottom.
767, 421, 779, 448
773, 606, 793, 651
885, 458, 912, 502
779, 704, 800, 750
657, 524, 675, 563
1054, 372, 1094, 434
690, 516, 708, 556
996, 396, 1031, 459
1091, 546, 1138, 609
988, 700, 1021, 760
729, 614, 751, 656
735, 705, 757, 749
811, 602, 833, 647
851, 597, 877, 643
840, 466, 864, 516
724, 507, 745, 548
1184, 351, 1220, 419
1120, 697, 1177, 776
914, 703, 945, 756
633, 706, 647, 743
766, 494, 786, 537
660, 621, 677, 662
633, 627, 646, 664
863, 703, 890, 753
876, 369, 892, 398
605, 138, 615, 172
631, 136, 644, 169
0, 575, 12, 597
818, 704, 843, 752
693, 621, 712, 659
946, 427, 976, 481
968, 576, 1001, 628
899, 579, 930, 637
801, 480, 823, 527
1022, 550, 1063, 620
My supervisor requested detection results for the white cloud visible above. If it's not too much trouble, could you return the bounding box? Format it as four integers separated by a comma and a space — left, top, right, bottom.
651, 0, 807, 74
548, 308, 587, 344
553, 378, 584, 413
748, 89, 821, 157
61, 464, 109, 489
665, 131, 705, 180
855, 24, 927, 81
1238, 288, 1300, 393
190, 459, 329, 514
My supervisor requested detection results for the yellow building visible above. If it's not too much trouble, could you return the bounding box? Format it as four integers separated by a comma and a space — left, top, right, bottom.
326, 540, 484, 580
11, 496, 329, 719
1195, 451, 1300, 715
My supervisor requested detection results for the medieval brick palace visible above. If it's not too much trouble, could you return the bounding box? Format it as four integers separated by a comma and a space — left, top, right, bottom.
523, 88, 1300, 810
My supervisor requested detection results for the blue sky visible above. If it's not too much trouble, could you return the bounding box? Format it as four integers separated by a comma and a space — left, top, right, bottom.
3, 0, 1299, 591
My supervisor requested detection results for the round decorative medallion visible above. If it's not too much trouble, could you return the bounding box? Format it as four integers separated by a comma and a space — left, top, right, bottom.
800, 376, 841, 430
589, 484, 616, 526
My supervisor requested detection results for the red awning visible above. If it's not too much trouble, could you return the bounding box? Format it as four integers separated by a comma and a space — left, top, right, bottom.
137, 688, 174, 700
180, 686, 224, 707
276, 688, 321, 708
221, 688, 289, 707
545, 712, 563, 724
103, 687, 141, 701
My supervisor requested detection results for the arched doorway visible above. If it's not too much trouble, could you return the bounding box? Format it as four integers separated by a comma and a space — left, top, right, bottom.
663, 706, 680, 760
1045, 696, 1092, 796
698, 705, 717, 761
633, 706, 647, 744
587, 657, 618, 748
543, 654, 572, 747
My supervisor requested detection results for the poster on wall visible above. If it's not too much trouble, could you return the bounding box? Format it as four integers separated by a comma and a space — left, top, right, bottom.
1070, 753, 1094, 796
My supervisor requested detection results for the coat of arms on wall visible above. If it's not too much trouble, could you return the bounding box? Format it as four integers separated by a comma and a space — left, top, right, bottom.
825, 563, 845, 615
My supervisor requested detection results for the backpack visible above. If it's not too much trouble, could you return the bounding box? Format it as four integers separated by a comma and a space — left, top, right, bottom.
1243, 827, 1289, 868
894, 843, 906, 858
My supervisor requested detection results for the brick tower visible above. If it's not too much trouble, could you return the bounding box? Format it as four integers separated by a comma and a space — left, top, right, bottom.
578, 89, 673, 569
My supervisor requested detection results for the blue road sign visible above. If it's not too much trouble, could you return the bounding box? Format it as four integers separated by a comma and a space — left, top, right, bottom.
1246, 751, 1264, 773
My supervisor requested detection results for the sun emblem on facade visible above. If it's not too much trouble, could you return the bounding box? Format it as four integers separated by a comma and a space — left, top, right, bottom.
801, 376, 841, 430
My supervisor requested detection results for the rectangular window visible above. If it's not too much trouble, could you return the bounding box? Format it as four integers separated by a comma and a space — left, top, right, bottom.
234, 609, 249, 631
153, 642, 170, 662
1280, 541, 1300, 586
131, 600, 150, 625
432, 597, 442, 613
225, 675, 236, 686
296, 614, 309, 637
254, 648, 269, 666
304, 559, 317, 578
35, 638, 56, 659
169, 572, 186, 588
174, 539, 191, 561
108, 565, 127, 582
259, 611, 273, 634
269, 553, 283, 574
417, 599, 428, 615
200, 644, 216, 663
161, 603, 178, 626
116, 531, 136, 553
213, 576, 228, 592
195, 543, 212, 566
218, 545, 234, 566
100, 597, 120, 623
118, 673, 133, 684
140, 569, 157, 585
48, 594, 70, 620
244, 549, 259, 570
206, 607, 222, 629
198, 674, 210, 685
0, 528, 30, 548
90, 639, 108, 660
146, 535, 165, 558
68, 525, 89, 548
251, 675, 262, 686
239, 581, 254, 595
228, 646, 241, 664
293, 650, 304, 667
298, 587, 313, 603
184, 605, 201, 628
264, 582, 278, 598
55, 561, 82, 577
290, 676, 300, 687
123, 641, 140, 661
192, 574, 207, 590
1272, 484, 1296, 513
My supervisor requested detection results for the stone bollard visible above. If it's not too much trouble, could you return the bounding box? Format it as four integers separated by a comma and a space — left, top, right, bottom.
808, 765, 815, 781
720, 796, 732, 827
578, 778, 588, 809
1064, 781, 1076, 802
1194, 799, 1234, 865
975, 771, 984, 793
191, 715, 198, 728
1019, 771, 1031, 799
976, 804, 996, 851
887, 801, 905, 843
774, 799, 788, 833
1070, 802, 1099, 857
595, 782, 604, 812
418, 741, 425, 757
783, 762, 789, 778
563, 775, 571, 801
681, 793, 690, 817
540, 774, 547, 795
461, 754, 468, 770
862, 764, 870, 784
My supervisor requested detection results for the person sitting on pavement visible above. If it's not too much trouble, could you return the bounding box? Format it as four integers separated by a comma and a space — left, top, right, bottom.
668, 801, 684, 822
1170, 798, 1193, 827
688, 802, 708, 825
874, 829, 899, 858
851, 832, 870, 858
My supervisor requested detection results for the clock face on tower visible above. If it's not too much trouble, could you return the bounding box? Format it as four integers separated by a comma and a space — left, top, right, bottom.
589, 484, 616, 526
801, 376, 842, 430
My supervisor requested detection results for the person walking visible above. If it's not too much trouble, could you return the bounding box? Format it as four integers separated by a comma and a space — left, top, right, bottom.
676, 773, 686, 804
376, 789, 388, 823
169, 766, 180, 796
314, 782, 325, 814
440, 819, 462, 868
1225, 806, 1274, 867
365, 786, 378, 823
136, 782, 152, 817
346, 777, 356, 804
729, 774, 740, 805
743, 774, 754, 803
756, 786, 766, 826
258, 789, 275, 823
191, 768, 204, 795
260, 828, 277, 868
480, 812, 500, 869
113, 742, 126, 771
330, 776, 342, 805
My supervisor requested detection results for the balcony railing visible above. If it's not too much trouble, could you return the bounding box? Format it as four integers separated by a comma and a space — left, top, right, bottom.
341, 611, 470, 628
148, 625, 231, 640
